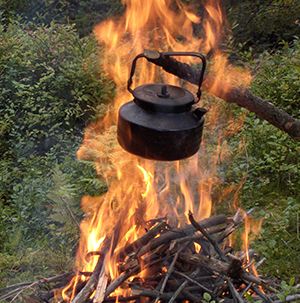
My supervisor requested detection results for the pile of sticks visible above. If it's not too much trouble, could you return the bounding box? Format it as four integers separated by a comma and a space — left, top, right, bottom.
2, 210, 299, 303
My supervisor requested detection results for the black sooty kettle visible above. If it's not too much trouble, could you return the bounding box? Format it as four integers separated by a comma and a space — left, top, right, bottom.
117, 50, 207, 161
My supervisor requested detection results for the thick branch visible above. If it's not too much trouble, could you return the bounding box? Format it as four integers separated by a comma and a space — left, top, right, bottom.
147, 54, 300, 140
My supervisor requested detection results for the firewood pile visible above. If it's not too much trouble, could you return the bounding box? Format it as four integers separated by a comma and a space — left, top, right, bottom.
1, 210, 299, 303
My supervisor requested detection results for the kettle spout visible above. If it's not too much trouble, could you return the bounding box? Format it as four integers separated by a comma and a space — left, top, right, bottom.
193, 107, 207, 120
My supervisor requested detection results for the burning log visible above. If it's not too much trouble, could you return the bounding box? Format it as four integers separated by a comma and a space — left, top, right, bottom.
143, 50, 300, 140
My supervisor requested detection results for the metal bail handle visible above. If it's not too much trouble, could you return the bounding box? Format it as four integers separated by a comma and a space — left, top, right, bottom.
127, 50, 207, 103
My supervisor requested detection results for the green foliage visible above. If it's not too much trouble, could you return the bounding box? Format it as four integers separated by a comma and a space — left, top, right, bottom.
277, 278, 299, 301
0, 0, 122, 36
202, 292, 216, 303
251, 196, 300, 278
225, 0, 300, 51
0, 21, 112, 286
244, 40, 300, 193
226, 40, 300, 278
252, 40, 300, 118
0, 21, 114, 154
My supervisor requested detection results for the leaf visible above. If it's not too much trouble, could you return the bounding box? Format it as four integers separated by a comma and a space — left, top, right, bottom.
203, 292, 211, 302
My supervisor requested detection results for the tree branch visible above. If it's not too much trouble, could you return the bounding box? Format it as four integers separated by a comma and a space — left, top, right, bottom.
146, 53, 300, 140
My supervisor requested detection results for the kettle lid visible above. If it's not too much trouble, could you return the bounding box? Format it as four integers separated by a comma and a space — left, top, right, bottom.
133, 83, 195, 113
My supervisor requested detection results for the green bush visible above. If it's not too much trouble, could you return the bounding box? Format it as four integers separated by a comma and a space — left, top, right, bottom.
226, 0, 300, 52
0, 21, 114, 154
0, 21, 112, 286
252, 40, 300, 118
226, 40, 300, 278
0, 0, 122, 36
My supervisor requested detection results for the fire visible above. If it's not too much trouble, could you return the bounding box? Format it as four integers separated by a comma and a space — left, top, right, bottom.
61, 0, 255, 301
242, 213, 263, 267
137, 164, 153, 198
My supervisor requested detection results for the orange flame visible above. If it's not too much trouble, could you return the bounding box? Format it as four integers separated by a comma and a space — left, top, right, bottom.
62, 0, 254, 300
242, 213, 263, 268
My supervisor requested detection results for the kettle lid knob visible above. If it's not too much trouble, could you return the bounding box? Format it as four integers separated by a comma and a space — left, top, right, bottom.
157, 85, 170, 98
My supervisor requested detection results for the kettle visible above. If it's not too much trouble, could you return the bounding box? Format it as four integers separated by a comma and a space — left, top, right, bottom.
117, 51, 207, 161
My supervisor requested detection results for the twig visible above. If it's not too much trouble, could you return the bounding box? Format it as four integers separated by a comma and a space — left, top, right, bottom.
168, 280, 188, 303
72, 239, 111, 303
251, 285, 273, 303
154, 251, 180, 303
61, 197, 80, 229
116, 221, 168, 261
154, 240, 192, 303
0, 272, 73, 301
0, 282, 33, 295
241, 282, 253, 298
256, 257, 266, 268
103, 289, 175, 301
189, 211, 227, 261
93, 266, 108, 303
227, 278, 245, 303
173, 270, 213, 294
104, 256, 163, 298
218, 208, 255, 243
137, 215, 227, 258
241, 272, 277, 293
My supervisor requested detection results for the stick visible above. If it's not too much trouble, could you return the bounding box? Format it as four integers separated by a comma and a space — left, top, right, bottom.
154, 240, 192, 303
189, 211, 227, 261
137, 215, 227, 257
145, 51, 300, 140
168, 280, 188, 303
72, 239, 111, 303
0, 272, 73, 301
227, 278, 245, 303
104, 256, 163, 298
173, 270, 213, 294
154, 251, 180, 303
184, 254, 229, 274
241, 272, 277, 293
103, 290, 178, 301
251, 285, 273, 303
93, 266, 108, 303
116, 221, 167, 261
218, 209, 254, 243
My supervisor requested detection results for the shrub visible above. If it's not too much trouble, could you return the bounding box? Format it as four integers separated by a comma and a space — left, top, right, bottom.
225, 0, 300, 51
0, 0, 122, 36
0, 21, 113, 285
226, 40, 300, 277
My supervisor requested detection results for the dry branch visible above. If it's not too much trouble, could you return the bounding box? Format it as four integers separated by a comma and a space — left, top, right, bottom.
72, 238, 111, 303
145, 52, 300, 140
189, 211, 227, 261
0, 272, 73, 302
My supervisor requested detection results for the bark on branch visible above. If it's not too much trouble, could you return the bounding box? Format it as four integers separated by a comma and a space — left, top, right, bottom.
147, 54, 300, 140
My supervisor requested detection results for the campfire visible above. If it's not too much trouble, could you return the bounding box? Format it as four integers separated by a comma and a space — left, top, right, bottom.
2, 1, 299, 303
54, 0, 269, 301
55, 209, 273, 303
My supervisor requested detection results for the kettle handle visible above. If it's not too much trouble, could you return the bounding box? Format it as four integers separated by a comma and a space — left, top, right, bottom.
127, 50, 207, 103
